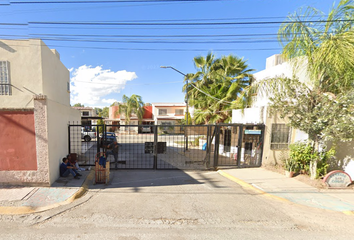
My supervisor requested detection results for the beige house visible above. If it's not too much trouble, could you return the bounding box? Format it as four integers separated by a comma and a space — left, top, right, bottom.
108, 103, 187, 133
0, 39, 80, 186
72, 106, 101, 126
152, 103, 187, 125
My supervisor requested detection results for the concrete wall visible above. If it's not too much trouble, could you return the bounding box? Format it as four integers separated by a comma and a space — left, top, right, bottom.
0, 39, 43, 109
232, 107, 265, 124
47, 99, 81, 185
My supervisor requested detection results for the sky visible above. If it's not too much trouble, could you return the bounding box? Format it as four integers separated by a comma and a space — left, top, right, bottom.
0, 0, 338, 108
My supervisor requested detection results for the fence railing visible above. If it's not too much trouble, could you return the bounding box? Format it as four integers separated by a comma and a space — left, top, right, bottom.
68, 124, 265, 170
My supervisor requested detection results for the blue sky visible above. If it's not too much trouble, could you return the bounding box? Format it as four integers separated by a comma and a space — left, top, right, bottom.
0, 0, 337, 107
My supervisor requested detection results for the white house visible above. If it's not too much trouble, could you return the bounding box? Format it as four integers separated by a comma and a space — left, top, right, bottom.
232, 54, 354, 179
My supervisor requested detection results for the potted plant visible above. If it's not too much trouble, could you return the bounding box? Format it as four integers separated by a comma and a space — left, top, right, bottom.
283, 158, 297, 178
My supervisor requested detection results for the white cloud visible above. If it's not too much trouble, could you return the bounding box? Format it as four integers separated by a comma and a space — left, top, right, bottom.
70, 65, 137, 106
102, 98, 117, 104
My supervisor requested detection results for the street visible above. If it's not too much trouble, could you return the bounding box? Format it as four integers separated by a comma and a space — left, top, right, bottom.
0, 170, 353, 239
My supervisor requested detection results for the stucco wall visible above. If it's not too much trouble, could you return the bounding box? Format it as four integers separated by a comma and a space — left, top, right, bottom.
46, 99, 81, 185
0, 110, 37, 171
41, 43, 70, 107
261, 110, 296, 167
0, 39, 43, 109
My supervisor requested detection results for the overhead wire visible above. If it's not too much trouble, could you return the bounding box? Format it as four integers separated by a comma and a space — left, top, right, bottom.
9, 0, 222, 4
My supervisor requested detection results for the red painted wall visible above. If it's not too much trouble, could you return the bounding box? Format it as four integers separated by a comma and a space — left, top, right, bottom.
0, 111, 38, 171
110, 106, 120, 119
143, 106, 153, 119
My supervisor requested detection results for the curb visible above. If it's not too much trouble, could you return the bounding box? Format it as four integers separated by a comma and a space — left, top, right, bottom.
217, 170, 354, 216
217, 170, 294, 203
0, 169, 94, 215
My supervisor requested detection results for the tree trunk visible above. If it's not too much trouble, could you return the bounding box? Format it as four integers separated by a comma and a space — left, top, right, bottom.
310, 160, 317, 179
310, 135, 319, 180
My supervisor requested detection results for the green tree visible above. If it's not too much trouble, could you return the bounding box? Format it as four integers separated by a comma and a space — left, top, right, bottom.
253, 0, 354, 178
118, 94, 145, 124
94, 107, 102, 116
110, 101, 120, 107
97, 113, 105, 133
185, 53, 254, 124
101, 107, 109, 118
73, 103, 84, 107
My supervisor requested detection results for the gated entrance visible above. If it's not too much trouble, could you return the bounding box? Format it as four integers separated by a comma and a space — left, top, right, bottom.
68, 124, 265, 170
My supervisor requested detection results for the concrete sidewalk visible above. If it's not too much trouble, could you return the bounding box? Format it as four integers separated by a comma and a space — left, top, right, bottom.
0, 169, 93, 215
0, 167, 354, 215
218, 168, 354, 215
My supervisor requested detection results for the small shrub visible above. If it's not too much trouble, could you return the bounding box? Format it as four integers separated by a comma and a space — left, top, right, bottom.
289, 141, 335, 178
283, 158, 297, 172
289, 142, 315, 174
316, 147, 335, 178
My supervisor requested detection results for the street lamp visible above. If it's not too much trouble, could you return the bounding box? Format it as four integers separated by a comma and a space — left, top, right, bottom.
160, 66, 189, 151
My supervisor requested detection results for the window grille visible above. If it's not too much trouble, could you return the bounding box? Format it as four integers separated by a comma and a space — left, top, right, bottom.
270, 124, 291, 150
0, 61, 11, 95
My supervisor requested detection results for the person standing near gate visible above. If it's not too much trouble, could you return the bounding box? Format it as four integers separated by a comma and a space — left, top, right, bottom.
107, 140, 119, 163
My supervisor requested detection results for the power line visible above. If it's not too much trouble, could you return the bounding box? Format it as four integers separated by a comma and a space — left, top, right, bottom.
10, 0, 222, 4
26, 19, 354, 26
27, 32, 305, 38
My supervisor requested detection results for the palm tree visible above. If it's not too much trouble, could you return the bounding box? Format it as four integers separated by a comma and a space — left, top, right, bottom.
185, 53, 254, 124
118, 94, 145, 125
278, 0, 354, 94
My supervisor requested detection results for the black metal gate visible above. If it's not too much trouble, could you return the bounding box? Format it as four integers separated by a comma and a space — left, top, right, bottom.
68, 124, 265, 170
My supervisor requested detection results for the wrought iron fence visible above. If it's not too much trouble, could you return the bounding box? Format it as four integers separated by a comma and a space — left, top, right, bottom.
68, 124, 265, 170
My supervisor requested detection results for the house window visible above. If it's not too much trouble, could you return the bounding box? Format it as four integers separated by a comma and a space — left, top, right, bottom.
0, 61, 11, 95
270, 124, 291, 150
175, 109, 184, 115
82, 111, 89, 116
159, 109, 167, 115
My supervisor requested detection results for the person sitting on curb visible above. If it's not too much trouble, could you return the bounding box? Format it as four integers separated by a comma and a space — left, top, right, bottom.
60, 157, 82, 179
67, 154, 85, 171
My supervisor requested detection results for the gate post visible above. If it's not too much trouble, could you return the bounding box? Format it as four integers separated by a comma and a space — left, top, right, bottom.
258, 124, 265, 167
153, 125, 158, 170
68, 124, 71, 154
213, 125, 221, 170
237, 125, 244, 167
96, 125, 101, 155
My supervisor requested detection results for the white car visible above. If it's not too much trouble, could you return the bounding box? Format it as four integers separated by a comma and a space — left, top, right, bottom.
81, 128, 96, 142
141, 126, 151, 133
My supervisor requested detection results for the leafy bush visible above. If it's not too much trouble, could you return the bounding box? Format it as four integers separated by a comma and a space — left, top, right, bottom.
316, 147, 335, 178
283, 158, 297, 172
289, 142, 315, 174
289, 141, 335, 178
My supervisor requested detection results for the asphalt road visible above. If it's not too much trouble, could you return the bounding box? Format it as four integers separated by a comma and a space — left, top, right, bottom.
1, 170, 353, 240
